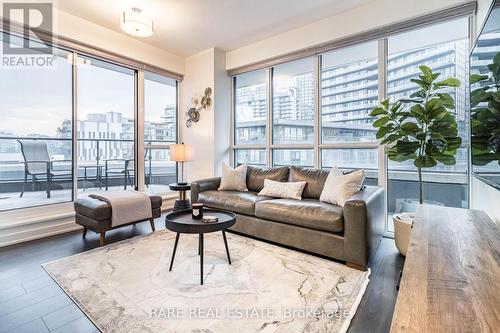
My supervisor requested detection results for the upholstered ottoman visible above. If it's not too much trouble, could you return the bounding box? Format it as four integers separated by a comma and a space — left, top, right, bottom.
74, 195, 162, 246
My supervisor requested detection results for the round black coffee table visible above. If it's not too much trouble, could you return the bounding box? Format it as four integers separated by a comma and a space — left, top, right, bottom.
165, 209, 236, 285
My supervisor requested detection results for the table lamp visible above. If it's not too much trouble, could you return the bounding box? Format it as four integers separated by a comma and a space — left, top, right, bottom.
170, 142, 194, 185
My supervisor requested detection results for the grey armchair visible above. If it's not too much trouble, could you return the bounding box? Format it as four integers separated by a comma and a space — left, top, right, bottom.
18, 140, 72, 198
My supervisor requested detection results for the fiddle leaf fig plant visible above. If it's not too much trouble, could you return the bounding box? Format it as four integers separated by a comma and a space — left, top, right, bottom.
470, 52, 500, 166
369, 65, 462, 204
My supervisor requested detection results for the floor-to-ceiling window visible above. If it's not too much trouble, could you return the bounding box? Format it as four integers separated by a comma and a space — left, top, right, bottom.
0, 31, 179, 212
320, 41, 379, 185
386, 18, 470, 231
76, 56, 136, 193
144, 72, 178, 194
233, 69, 267, 166
0, 33, 73, 211
231, 16, 471, 235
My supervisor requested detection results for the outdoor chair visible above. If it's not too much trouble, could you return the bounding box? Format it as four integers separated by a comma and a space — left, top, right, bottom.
18, 139, 72, 198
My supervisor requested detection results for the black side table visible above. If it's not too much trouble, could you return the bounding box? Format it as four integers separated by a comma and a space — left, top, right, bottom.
165, 209, 236, 285
169, 183, 191, 211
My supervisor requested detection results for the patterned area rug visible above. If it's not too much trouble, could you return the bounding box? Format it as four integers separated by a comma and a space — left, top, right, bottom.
43, 230, 370, 333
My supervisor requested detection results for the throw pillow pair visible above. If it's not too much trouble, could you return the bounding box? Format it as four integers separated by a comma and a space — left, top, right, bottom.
218, 163, 364, 206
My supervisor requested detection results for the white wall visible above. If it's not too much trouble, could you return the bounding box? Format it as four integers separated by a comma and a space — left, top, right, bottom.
181, 48, 231, 181
226, 0, 473, 69
181, 49, 216, 181
213, 49, 231, 176
42, 9, 184, 74
471, 177, 500, 223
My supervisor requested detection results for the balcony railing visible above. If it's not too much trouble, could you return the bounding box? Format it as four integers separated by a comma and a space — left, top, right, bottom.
0, 136, 177, 211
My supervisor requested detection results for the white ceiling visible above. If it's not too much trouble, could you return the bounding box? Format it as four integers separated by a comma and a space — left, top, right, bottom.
55, 0, 372, 57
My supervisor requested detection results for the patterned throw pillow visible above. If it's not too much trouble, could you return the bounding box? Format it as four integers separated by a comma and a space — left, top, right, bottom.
258, 179, 307, 200
218, 163, 248, 191
319, 166, 365, 206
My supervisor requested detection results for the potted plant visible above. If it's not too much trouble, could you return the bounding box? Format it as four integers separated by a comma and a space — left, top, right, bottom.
370, 65, 462, 256
470, 52, 500, 167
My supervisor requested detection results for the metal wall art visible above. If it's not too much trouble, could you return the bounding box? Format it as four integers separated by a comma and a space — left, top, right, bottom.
185, 87, 212, 127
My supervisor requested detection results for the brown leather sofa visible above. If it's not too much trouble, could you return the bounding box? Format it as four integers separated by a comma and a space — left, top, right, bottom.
74, 195, 162, 246
191, 166, 384, 270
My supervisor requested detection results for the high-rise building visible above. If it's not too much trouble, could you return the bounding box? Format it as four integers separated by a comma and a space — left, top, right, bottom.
235, 40, 470, 169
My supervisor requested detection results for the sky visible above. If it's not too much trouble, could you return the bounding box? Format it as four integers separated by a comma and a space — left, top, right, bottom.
0, 50, 176, 137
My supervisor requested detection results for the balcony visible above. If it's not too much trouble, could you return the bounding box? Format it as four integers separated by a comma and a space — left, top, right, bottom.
0, 137, 177, 211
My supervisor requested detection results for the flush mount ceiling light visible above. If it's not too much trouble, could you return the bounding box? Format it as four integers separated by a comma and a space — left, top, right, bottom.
120, 7, 153, 37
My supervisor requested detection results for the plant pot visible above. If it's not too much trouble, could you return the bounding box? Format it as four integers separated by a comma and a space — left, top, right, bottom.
393, 213, 415, 257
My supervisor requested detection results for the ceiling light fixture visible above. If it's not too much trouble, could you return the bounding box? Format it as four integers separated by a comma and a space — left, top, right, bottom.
120, 7, 153, 38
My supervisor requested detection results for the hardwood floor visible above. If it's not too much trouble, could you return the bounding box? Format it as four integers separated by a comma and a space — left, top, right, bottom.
0, 216, 404, 333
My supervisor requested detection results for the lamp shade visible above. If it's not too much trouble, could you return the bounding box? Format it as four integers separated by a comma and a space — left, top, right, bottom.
170, 143, 194, 162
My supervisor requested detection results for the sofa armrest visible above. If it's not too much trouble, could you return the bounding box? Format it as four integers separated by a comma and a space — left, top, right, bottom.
191, 177, 221, 203
343, 186, 384, 269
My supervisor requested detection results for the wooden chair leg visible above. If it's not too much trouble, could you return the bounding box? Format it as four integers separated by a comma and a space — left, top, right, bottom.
82, 227, 88, 238
99, 232, 106, 247
150, 218, 156, 232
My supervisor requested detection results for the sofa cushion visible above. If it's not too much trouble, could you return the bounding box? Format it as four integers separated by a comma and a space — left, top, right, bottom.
258, 179, 306, 200
255, 198, 344, 233
320, 166, 365, 206
288, 166, 329, 199
219, 163, 248, 191
246, 166, 290, 192
198, 190, 271, 216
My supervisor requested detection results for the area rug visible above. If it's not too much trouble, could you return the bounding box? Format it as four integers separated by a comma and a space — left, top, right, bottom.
43, 230, 370, 333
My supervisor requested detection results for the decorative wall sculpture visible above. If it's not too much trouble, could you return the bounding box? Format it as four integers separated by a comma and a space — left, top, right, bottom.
185, 87, 212, 127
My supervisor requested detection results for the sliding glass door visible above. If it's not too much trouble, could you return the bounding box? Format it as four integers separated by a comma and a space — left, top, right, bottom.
144, 72, 177, 194
76, 56, 136, 193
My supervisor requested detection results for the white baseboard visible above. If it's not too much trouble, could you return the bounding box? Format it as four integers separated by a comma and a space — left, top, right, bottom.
0, 215, 81, 248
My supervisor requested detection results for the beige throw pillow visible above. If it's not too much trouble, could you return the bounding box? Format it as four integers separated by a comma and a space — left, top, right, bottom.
218, 163, 248, 191
319, 166, 365, 206
258, 179, 307, 200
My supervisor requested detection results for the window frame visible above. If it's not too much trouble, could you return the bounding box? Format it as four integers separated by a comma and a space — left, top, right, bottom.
230, 15, 474, 237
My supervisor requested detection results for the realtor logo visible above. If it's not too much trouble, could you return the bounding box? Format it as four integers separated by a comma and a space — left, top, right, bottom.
2, 2, 53, 54
1, 1, 55, 67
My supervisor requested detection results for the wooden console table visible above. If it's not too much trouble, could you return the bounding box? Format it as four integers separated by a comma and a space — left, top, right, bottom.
391, 205, 500, 332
